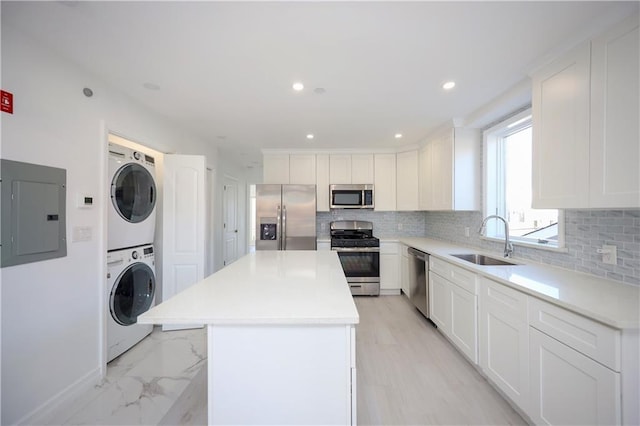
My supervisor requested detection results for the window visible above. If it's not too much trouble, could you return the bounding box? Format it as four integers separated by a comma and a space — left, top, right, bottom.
484, 109, 563, 248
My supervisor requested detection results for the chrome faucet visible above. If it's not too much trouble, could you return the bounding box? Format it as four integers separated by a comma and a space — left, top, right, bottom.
479, 215, 514, 258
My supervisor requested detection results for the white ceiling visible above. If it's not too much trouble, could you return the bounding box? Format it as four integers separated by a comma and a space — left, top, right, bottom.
3, 1, 638, 169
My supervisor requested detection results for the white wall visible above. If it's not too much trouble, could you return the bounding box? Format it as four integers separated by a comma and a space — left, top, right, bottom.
0, 24, 245, 424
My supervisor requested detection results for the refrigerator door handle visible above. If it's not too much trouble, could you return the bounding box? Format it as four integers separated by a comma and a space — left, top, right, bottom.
282, 205, 287, 250
276, 204, 282, 250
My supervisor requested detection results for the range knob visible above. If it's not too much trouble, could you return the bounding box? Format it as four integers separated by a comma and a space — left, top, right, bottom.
132, 251, 139, 260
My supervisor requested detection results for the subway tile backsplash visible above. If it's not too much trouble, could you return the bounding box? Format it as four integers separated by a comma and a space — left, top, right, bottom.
316, 210, 426, 239
317, 209, 640, 286
423, 209, 640, 286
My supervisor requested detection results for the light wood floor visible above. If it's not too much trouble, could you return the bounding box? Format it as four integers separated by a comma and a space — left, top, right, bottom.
355, 295, 527, 426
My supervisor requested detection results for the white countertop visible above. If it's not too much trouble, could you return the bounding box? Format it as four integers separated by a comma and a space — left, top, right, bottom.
400, 237, 640, 330
138, 250, 359, 326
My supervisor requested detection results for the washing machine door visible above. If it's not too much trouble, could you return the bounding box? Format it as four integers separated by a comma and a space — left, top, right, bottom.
111, 163, 156, 223
110, 263, 156, 326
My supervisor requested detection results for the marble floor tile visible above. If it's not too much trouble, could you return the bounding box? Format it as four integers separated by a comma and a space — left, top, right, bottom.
55, 327, 207, 426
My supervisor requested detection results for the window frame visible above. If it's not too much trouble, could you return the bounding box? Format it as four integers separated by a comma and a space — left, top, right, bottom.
482, 108, 566, 251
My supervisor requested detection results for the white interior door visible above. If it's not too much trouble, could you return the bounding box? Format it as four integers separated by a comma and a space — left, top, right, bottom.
162, 154, 205, 331
223, 176, 238, 266
206, 168, 216, 276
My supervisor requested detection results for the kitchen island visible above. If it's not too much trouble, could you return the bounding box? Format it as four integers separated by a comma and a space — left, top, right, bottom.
138, 250, 359, 425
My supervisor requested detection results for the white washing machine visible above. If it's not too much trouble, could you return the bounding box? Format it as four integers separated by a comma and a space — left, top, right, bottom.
107, 244, 156, 362
108, 143, 157, 251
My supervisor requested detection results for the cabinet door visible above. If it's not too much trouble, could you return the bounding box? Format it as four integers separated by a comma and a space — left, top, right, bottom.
374, 154, 396, 211
431, 131, 454, 210
418, 144, 432, 210
429, 272, 451, 332
590, 15, 640, 208
532, 42, 591, 208
380, 243, 400, 292
396, 150, 419, 211
530, 328, 621, 425
400, 246, 410, 297
452, 128, 481, 211
329, 155, 351, 184
316, 154, 330, 212
479, 278, 529, 411
263, 154, 290, 184
450, 284, 478, 363
351, 154, 374, 184
289, 154, 316, 185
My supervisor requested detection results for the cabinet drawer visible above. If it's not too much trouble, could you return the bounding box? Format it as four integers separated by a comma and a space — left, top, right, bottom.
481, 277, 528, 324
430, 257, 477, 295
529, 297, 620, 371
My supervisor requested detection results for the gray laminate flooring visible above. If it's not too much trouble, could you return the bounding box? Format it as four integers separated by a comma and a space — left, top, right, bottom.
355, 295, 527, 426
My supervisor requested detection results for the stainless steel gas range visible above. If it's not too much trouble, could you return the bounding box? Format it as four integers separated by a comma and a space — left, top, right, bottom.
330, 220, 380, 296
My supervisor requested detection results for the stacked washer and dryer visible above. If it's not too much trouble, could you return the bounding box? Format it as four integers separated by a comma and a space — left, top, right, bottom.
106, 143, 158, 362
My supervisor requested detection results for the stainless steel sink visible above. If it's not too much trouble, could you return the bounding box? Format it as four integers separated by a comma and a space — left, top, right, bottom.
450, 253, 518, 266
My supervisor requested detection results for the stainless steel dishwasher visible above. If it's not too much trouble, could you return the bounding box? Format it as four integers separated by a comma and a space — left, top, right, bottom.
408, 247, 430, 318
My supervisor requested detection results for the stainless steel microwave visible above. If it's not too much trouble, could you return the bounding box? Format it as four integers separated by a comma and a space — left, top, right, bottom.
330, 184, 374, 209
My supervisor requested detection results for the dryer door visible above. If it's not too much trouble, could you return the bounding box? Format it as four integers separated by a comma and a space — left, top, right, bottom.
111, 163, 156, 223
110, 262, 156, 326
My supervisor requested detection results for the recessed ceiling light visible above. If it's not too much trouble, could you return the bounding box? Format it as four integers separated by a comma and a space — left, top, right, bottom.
293, 82, 304, 91
442, 81, 456, 90
306, 134, 314, 140
395, 133, 403, 139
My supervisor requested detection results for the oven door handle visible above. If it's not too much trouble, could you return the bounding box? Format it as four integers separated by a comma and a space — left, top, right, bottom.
332, 247, 380, 252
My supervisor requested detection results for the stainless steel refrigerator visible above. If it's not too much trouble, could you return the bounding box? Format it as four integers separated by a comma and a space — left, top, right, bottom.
256, 184, 316, 250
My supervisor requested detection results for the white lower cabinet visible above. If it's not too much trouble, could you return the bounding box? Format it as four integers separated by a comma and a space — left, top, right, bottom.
416, 251, 631, 426
529, 327, 621, 425
429, 264, 478, 364
380, 242, 400, 294
479, 277, 530, 412
400, 245, 410, 297
449, 283, 478, 363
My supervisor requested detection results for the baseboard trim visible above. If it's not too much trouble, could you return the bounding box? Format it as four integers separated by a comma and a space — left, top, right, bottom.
17, 366, 102, 425
380, 289, 402, 296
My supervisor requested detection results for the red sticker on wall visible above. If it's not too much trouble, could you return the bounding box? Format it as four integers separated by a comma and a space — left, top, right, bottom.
1, 90, 14, 114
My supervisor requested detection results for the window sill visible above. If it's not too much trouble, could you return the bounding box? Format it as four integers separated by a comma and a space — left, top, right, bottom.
480, 235, 569, 253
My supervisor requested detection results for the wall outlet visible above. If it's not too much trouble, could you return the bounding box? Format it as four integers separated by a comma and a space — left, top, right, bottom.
397, 223, 403, 231
599, 245, 618, 265
464, 227, 470, 237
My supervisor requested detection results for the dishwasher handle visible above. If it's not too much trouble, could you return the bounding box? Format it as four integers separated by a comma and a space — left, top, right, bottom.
407, 247, 428, 261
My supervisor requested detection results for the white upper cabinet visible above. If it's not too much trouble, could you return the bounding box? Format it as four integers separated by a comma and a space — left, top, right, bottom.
418, 143, 432, 210
396, 150, 419, 211
419, 128, 480, 211
316, 154, 330, 212
374, 154, 396, 211
329, 154, 352, 184
589, 14, 640, 208
289, 154, 316, 185
351, 154, 374, 184
329, 154, 374, 184
532, 13, 640, 209
263, 154, 316, 185
263, 154, 290, 184
532, 42, 591, 209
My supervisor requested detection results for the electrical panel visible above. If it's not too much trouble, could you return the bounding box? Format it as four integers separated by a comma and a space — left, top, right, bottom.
1, 159, 67, 267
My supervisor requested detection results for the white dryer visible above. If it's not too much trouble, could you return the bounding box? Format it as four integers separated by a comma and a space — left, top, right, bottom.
107, 244, 156, 362
108, 143, 157, 251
